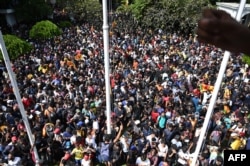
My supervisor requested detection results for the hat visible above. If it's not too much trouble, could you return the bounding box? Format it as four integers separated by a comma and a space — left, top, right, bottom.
11, 136, 17, 142
90, 102, 95, 108
63, 132, 72, 138
231, 132, 238, 137
76, 121, 84, 127
134, 120, 140, 125
130, 145, 137, 151
54, 128, 60, 134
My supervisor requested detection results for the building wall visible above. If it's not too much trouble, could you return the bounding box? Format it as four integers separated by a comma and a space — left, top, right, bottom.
216, 2, 250, 25
0, 9, 16, 27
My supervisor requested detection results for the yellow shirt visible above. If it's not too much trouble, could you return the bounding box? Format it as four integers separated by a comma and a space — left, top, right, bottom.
230, 138, 242, 150
71, 147, 84, 160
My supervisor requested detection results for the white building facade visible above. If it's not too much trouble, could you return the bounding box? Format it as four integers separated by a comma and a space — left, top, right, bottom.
217, 2, 250, 25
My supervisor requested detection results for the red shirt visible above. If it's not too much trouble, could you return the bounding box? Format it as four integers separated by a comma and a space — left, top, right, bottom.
22, 97, 32, 108
151, 111, 159, 123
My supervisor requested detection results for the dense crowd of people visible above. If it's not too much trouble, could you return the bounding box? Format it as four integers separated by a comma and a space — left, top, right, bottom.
0, 11, 250, 166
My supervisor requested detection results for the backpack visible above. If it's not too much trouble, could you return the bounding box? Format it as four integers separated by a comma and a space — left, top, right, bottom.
63, 139, 72, 150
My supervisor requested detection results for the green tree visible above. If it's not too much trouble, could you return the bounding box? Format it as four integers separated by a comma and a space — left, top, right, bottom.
14, 0, 52, 23
130, 0, 151, 20
0, 35, 33, 60
57, 20, 73, 29
120, 0, 211, 34
117, 0, 132, 13
29, 20, 62, 40
242, 54, 250, 65
56, 0, 102, 23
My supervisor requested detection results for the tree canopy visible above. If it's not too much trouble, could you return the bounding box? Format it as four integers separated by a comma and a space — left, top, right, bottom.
116, 0, 211, 34
0, 35, 33, 60
29, 20, 62, 40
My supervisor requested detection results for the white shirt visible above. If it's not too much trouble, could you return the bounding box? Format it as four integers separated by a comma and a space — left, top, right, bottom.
136, 157, 150, 166
8, 156, 21, 166
158, 143, 168, 157
171, 139, 182, 148
81, 158, 91, 166
177, 150, 189, 165
162, 73, 168, 80
202, 91, 212, 105
161, 81, 168, 88
146, 134, 159, 145
85, 136, 97, 149
92, 120, 99, 132
70, 135, 76, 145
119, 137, 132, 153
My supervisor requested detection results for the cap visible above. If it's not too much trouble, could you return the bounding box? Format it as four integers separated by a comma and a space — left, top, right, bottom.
54, 128, 60, 134
76, 121, 84, 127
63, 132, 72, 138
130, 145, 137, 151
11, 136, 17, 142
134, 120, 140, 125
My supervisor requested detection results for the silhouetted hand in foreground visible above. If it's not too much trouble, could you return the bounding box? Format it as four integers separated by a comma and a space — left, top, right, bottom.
196, 9, 250, 55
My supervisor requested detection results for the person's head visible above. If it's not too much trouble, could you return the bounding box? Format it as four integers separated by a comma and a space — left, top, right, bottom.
75, 143, 81, 148
8, 153, 14, 161
11, 136, 17, 144
215, 156, 223, 165
160, 139, 166, 145
168, 124, 173, 130
237, 121, 243, 128
141, 153, 147, 161
199, 153, 206, 161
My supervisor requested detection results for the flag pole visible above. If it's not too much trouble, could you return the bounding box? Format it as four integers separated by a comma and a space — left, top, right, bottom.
102, 0, 112, 134
191, 0, 246, 165
0, 30, 40, 165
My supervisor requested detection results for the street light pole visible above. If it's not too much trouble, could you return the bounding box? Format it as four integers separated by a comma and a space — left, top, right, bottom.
102, 0, 112, 134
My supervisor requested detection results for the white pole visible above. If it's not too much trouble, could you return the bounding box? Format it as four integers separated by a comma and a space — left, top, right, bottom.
102, 0, 112, 134
0, 31, 40, 166
191, 0, 246, 165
